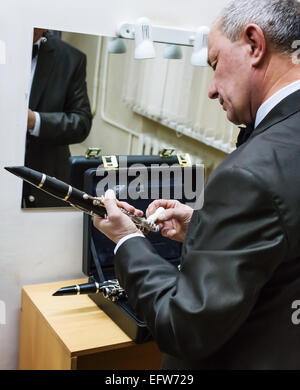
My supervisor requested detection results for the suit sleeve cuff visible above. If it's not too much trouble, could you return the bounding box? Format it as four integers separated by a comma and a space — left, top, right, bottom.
114, 233, 145, 255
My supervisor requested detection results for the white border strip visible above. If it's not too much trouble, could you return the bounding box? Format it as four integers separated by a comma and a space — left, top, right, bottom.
0, 40, 6, 64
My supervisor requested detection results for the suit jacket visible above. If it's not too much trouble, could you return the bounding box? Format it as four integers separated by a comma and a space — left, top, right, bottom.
115, 90, 300, 370
23, 35, 92, 207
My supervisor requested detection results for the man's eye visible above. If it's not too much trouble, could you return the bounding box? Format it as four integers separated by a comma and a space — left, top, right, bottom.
212, 63, 217, 71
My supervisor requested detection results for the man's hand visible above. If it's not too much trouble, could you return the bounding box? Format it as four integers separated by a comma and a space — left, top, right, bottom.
93, 190, 143, 244
27, 109, 36, 130
146, 199, 193, 242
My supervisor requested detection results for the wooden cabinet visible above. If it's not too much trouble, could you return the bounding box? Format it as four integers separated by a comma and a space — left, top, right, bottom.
18, 278, 162, 370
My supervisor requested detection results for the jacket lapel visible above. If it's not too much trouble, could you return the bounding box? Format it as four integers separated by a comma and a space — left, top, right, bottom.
29, 38, 56, 110
249, 89, 300, 141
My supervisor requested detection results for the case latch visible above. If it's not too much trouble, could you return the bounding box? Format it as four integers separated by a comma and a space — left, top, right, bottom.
85, 147, 101, 159
159, 148, 176, 157
177, 153, 192, 167
102, 155, 119, 170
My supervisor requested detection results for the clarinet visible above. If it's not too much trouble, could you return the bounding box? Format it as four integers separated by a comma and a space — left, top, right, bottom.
52, 280, 126, 302
4, 166, 160, 235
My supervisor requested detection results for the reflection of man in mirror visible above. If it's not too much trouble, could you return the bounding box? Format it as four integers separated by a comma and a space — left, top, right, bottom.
23, 28, 92, 207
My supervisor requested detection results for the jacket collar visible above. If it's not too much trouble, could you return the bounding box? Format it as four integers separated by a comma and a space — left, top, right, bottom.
248, 89, 300, 141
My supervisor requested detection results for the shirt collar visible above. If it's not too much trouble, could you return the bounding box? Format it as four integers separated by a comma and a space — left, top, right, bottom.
255, 80, 300, 129
34, 38, 43, 49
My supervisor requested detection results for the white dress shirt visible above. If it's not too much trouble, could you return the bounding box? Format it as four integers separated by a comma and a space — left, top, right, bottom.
114, 81, 300, 255
255, 80, 300, 128
29, 39, 42, 136
114, 232, 145, 254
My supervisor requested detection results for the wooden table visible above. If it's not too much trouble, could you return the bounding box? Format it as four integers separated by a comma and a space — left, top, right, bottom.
18, 278, 162, 370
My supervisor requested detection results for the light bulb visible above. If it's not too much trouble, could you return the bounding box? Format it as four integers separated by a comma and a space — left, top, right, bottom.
191, 26, 210, 67
107, 37, 127, 54
134, 17, 155, 59
164, 44, 183, 59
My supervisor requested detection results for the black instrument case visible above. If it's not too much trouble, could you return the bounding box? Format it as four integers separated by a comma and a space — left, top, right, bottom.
81, 154, 197, 343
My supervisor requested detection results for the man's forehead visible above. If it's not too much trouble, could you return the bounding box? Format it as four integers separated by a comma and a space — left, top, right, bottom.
208, 23, 229, 60
208, 27, 221, 61
208, 23, 222, 49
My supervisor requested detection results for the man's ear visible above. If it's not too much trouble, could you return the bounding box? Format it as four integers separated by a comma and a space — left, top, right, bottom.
243, 24, 266, 67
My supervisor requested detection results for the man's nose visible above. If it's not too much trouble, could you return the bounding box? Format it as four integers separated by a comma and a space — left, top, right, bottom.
208, 81, 219, 100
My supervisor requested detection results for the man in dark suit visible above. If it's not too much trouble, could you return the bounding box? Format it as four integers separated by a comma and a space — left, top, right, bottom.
23, 29, 92, 207
93, 0, 300, 369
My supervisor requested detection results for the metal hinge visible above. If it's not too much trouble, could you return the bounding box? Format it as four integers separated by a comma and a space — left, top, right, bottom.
85, 147, 101, 159
158, 148, 176, 157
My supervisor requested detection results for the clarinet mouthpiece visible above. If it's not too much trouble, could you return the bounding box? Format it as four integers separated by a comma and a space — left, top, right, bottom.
52, 285, 80, 296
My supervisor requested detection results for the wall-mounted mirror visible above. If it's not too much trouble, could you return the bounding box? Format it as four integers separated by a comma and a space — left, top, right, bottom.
23, 27, 237, 209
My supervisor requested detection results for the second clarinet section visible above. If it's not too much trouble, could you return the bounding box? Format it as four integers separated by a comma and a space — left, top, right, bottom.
52, 280, 126, 302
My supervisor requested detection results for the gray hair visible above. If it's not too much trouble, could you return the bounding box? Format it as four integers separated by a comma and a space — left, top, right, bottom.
219, 0, 300, 54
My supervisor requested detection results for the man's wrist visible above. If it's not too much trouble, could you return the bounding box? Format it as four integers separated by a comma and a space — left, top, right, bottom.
114, 233, 145, 255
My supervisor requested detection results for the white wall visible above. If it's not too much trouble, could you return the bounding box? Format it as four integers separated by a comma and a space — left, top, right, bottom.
0, 0, 230, 369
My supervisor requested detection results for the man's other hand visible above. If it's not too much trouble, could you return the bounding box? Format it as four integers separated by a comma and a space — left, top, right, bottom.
93, 190, 142, 243
27, 109, 36, 130
146, 199, 193, 242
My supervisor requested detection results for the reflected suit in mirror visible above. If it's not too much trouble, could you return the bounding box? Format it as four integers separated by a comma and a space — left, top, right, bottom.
23, 31, 93, 207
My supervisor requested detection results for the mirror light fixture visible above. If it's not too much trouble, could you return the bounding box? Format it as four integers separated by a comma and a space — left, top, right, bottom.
117, 20, 210, 66
134, 17, 155, 59
107, 37, 127, 54
163, 44, 183, 60
190, 26, 210, 66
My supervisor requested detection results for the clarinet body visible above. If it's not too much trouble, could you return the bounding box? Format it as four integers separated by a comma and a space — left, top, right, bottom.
4, 166, 160, 235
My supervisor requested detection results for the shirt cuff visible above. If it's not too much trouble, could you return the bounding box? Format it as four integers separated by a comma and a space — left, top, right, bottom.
114, 232, 145, 255
29, 112, 41, 136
